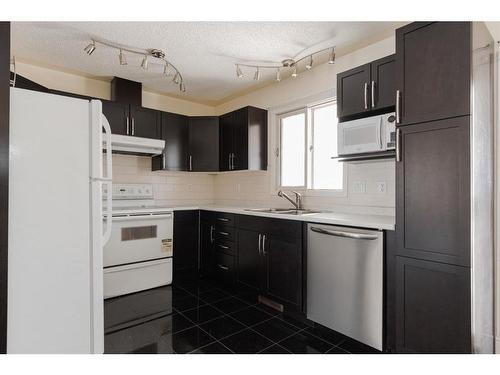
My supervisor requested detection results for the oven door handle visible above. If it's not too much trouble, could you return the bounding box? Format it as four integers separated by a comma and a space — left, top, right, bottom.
110, 213, 173, 222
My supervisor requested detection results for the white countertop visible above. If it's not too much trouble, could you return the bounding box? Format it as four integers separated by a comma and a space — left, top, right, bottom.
168, 205, 395, 231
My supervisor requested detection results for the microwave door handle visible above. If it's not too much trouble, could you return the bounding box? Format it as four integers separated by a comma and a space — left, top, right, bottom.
101, 114, 113, 246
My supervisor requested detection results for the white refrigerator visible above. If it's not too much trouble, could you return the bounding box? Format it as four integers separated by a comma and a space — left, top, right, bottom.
7, 88, 112, 353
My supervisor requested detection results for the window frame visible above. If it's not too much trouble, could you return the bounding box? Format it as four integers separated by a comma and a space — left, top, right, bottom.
274, 97, 347, 197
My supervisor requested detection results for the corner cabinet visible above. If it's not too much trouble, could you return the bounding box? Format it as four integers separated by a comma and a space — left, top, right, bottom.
337, 55, 395, 121
152, 111, 188, 171
219, 106, 268, 171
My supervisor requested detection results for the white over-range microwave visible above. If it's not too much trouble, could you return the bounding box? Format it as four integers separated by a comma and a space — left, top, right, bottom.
338, 112, 396, 156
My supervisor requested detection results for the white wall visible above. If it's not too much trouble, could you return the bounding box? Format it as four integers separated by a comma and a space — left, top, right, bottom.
213, 36, 396, 215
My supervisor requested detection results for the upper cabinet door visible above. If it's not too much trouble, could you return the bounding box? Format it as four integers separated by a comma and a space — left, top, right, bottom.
231, 108, 249, 171
396, 22, 471, 126
102, 100, 130, 135
337, 63, 371, 119
370, 55, 396, 111
129, 105, 161, 139
188, 116, 220, 172
152, 111, 188, 171
219, 112, 234, 172
396, 117, 470, 267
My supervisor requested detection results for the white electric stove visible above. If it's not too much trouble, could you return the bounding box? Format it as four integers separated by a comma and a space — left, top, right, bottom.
103, 184, 173, 299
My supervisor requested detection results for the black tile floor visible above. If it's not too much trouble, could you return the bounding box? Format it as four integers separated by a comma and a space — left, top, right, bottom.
104, 278, 381, 354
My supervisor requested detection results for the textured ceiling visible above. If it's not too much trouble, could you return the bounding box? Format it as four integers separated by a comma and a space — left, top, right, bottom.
11, 22, 401, 104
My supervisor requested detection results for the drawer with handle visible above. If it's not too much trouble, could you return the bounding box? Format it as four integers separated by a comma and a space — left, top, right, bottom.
215, 225, 236, 242
214, 240, 235, 255
214, 212, 235, 227
215, 252, 235, 285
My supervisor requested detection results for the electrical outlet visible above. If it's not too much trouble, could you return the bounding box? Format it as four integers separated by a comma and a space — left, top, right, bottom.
376, 181, 387, 194
353, 181, 367, 194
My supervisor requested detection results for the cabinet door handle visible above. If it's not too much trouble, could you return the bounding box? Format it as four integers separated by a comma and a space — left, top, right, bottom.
162, 152, 166, 169
364, 82, 368, 110
218, 231, 229, 236
210, 225, 215, 243
396, 90, 401, 124
189, 155, 192, 171
228, 153, 231, 170
131, 117, 135, 136
231, 153, 235, 170
258, 234, 262, 255
396, 128, 401, 162
371, 81, 375, 108
218, 244, 229, 250
217, 264, 229, 271
262, 234, 267, 256
126, 116, 130, 135
217, 217, 229, 222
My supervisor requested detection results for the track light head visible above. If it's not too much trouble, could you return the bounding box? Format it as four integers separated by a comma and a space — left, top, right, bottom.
291, 66, 298, 78
84, 41, 96, 55
236, 65, 243, 78
119, 49, 127, 65
328, 48, 336, 64
254, 68, 260, 81
180, 82, 186, 92
276, 68, 281, 82
173, 73, 181, 84
305, 55, 313, 70
141, 55, 149, 70
163, 62, 171, 76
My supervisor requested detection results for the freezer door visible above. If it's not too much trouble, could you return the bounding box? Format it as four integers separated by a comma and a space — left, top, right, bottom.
7, 88, 99, 353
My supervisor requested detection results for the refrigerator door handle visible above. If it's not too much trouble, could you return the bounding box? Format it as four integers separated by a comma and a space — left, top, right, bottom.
101, 114, 113, 246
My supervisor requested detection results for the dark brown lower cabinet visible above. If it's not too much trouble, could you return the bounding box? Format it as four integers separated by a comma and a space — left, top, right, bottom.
236, 229, 263, 291
173, 210, 199, 282
395, 256, 471, 353
235, 215, 303, 312
199, 220, 215, 277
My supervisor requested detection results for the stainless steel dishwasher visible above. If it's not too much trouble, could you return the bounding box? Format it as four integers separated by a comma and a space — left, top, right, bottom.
306, 223, 383, 351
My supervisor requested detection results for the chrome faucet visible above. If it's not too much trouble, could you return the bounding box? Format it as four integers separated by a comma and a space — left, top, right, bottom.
277, 190, 302, 210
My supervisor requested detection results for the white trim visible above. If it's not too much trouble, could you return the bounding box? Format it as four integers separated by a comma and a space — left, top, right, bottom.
269, 90, 346, 197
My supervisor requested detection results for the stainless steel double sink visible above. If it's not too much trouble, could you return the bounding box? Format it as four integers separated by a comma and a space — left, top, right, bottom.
243, 208, 323, 216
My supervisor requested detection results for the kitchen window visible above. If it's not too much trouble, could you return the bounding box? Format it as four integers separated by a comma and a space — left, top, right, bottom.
277, 100, 344, 192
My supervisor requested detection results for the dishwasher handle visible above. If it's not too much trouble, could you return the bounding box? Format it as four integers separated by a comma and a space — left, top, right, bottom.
310, 226, 379, 240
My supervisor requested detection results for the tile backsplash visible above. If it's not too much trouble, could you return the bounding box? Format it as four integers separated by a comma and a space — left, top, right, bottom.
110, 155, 395, 216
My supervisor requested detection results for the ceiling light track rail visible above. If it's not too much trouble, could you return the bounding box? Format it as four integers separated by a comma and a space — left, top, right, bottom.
235, 46, 335, 81
84, 39, 186, 92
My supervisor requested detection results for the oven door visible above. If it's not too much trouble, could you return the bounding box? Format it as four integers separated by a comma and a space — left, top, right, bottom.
103, 212, 173, 268
338, 115, 384, 155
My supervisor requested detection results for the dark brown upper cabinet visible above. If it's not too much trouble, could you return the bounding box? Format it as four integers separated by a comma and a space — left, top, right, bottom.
102, 100, 161, 139
396, 117, 470, 267
129, 105, 161, 139
101, 100, 130, 136
337, 56, 395, 121
370, 55, 396, 112
219, 106, 268, 172
152, 111, 188, 171
188, 116, 220, 172
337, 63, 371, 119
395, 22, 471, 126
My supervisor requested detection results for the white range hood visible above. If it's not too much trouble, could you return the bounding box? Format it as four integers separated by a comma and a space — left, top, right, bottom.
108, 134, 165, 155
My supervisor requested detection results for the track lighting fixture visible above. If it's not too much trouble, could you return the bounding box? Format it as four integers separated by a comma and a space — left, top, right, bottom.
328, 48, 336, 64
305, 55, 313, 70
141, 55, 149, 70
84, 41, 96, 55
236, 65, 243, 78
234, 44, 334, 83
119, 49, 127, 65
83, 38, 185, 91
254, 68, 260, 81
